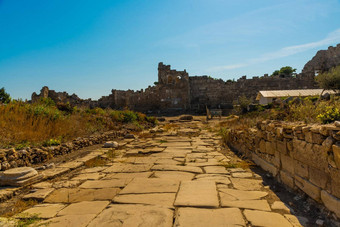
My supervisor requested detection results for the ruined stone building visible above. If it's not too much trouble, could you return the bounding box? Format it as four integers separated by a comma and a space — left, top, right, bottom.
31, 44, 340, 114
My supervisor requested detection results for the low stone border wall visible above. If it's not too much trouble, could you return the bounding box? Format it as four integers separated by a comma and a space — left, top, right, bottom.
227, 120, 340, 218
0, 130, 126, 171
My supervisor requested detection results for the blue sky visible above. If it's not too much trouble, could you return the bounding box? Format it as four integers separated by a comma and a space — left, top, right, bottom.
1, 0, 340, 100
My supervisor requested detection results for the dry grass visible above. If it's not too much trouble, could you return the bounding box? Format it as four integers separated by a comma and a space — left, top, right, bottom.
2, 199, 38, 218
0, 101, 156, 148
163, 123, 179, 131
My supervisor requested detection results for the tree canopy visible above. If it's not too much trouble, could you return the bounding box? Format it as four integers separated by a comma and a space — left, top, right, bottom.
315, 65, 340, 92
0, 87, 11, 104
271, 66, 296, 77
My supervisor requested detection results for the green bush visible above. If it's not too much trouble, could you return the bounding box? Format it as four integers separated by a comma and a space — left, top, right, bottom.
0, 87, 11, 104
122, 110, 138, 123
43, 138, 61, 146
317, 106, 340, 124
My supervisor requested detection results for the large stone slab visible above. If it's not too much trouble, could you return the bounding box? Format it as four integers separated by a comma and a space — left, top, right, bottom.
151, 165, 203, 174
203, 166, 228, 174
113, 193, 176, 208
0, 167, 40, 186
174, 207, 245, 227
195, 175, 231, 185
221, 199, 271, 211
103, 172, 153, 180
80, 166, 108, 173
79, 179, 131, 189
18, 203, 66, 219
153, 171, 195, 181
42, 167, 70, 179
72, 173, 106, 180
219, 188, 268, 201
38, 214, 97, 227
230, 178, 263, 191
87, 204, 173, 227
174, 181, 219, 208
57, 201, 110, 216
44, 188, 120, 203
58, 161, 84, 170
103, 163, 153, 173
23, 188, 55, 201
244, 209, 293, 227
119, 178, 179, 194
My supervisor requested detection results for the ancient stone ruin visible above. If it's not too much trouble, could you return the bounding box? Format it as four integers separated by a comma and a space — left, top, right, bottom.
31, 44, 340, 114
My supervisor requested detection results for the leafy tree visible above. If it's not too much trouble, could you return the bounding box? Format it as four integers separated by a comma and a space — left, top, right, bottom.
315, 65, 340, 92
271, 70, 280, 76
271, 66, 296, 77
0, 87, 11, 104
279, 66, 296, 76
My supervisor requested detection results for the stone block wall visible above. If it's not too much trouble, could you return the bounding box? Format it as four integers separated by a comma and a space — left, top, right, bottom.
227, 121, 340, 218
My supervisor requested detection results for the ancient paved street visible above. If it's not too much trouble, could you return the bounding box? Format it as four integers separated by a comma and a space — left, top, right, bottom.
16, 119, 309, 226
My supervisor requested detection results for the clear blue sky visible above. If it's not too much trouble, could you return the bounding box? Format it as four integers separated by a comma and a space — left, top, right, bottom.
1, 0, 340, 100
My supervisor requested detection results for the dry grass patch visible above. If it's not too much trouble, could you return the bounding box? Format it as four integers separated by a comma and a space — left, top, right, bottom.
2, 199, 38, 218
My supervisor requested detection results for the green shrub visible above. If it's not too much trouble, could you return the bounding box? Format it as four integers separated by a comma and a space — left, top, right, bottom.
42, 138, 61, 146
0, 87, 11, 104
317, 106, 340, 124
122, 110, 137, 123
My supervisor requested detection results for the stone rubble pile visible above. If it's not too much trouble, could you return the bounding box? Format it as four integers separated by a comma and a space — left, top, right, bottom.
0, 130, 125, 171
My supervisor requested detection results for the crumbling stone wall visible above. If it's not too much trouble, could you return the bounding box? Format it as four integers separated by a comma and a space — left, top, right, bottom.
189, 75, 316, 112
31, 44, 340, 114
227, 121, 340, 218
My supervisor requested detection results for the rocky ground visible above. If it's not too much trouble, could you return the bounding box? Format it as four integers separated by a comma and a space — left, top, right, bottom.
0, 117, 336, 226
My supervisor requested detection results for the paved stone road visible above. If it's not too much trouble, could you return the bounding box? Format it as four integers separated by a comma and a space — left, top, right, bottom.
16, 120, 309, 226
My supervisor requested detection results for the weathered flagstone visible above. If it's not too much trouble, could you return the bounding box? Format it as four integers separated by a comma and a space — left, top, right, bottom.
42, 167, 70, 179
80, 166, 108, 173
203, 166, 228, 174
38, 214, 97, 227
57, 161, 84, 170
103, 163, 153, 173
271, 201, 291, 212
151, 164, 203, 174
72, 172, 106, 180
57, 201, 110, 216
174, 207, 245, 227
52, 180, 81, 188
32, 182, 53, 189
23, 188, 54, 201
219, 188, 268, 201
45, 188, 120, 203
79, 179, 131, 189
87, 204, 173, 227
103, 172, 153, 180
120, 178, 179, 194
231, 172, 253, 178
153, 171, 195, 181
113, 193, 176, 208
18, 203, 66, 219
195, 176, 231, 185
244, 209, 293, 227
230, 178, 263, 191
221, 199, 271, 211
174, 181, 219, 208
155, 159, 182, 165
